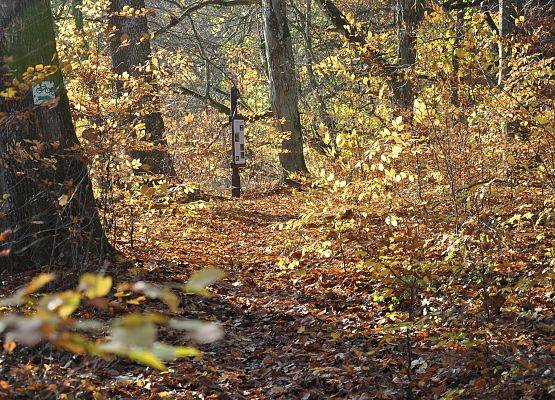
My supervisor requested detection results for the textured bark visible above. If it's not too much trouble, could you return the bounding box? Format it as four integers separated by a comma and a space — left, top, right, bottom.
109, 0, 175, 176
0, 0, 108, 271
262, 0, 308, 178
393, 0, 424, 118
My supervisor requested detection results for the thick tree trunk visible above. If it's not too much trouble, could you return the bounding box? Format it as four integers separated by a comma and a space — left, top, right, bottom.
0, 0, 108, 271
262, 0, 308, 179
392, 0, 424, 119
109, 0, 175, 177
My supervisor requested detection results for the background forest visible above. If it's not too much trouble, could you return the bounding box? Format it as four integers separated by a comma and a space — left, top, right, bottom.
0, 0, 554, 399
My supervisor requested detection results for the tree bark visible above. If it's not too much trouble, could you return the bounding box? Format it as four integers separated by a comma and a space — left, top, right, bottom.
393, 0, 424, 119
0, 0, 108, 271
262, 0, 308, 179
109, 0, 175, 176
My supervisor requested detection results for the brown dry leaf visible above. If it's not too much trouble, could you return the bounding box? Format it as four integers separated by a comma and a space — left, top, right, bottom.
474, 377, 488, 391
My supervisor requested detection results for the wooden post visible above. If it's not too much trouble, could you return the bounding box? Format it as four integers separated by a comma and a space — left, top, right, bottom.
230, 87, 241, 197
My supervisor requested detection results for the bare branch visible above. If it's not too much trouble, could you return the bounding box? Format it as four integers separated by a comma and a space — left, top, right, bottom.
154, 0, 260, 37
174, 86, 272, 122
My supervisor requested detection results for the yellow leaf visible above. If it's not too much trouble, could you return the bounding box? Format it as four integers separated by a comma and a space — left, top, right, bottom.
0, 87, 17, 99
172, 346, 201, 357
391, 145, 403, 158
392, 116, 404, 131
58, 194, 69, 207
132, 282, 180, 312
454, 48, 467, 58
385, 215, 399, 228
414, 98, 431, 124
128, 349, 167, 371
39, 291, 81, 317
53, 333, 92, 354
79, 274, 113, 299
185, 268, 225, 296
20, 273, 56, 296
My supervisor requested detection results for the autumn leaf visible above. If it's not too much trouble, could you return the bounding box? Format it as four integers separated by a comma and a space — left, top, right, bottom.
0, 87, 17, 98
20, 273, 56, 297
184, 268, 225, 296
78, 274, 113, 299
132, 282, 180, 312
58, 194, 69, 207
39, 291, 81, 317
128, 348, 167, 371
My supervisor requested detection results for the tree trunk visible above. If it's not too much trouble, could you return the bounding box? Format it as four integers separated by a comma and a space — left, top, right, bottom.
0, 0, 109, 271
392, 0, 424, 119
109, 0, 175, 177
262, 0, 308, 179
303, 0, 337, 156
498, 0, 517, 87
71, 0, 84, 32
451, 10, 464, 105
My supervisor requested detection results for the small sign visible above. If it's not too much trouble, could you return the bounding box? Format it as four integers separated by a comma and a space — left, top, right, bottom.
232, 119, 246, 166
32, 80, 55, 105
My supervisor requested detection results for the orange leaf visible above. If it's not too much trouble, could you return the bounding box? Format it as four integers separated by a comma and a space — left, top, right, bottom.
3, 340, 16, 353
474, 377, 487, 390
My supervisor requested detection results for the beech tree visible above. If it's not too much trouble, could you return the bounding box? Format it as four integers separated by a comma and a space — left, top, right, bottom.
0, 0, 108, 270
109, 0, 175, 176
262, 0, 308, 178
393, 0, 424, 117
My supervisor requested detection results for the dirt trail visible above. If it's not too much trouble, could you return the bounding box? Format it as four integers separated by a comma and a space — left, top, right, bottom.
123, 191, 386, 399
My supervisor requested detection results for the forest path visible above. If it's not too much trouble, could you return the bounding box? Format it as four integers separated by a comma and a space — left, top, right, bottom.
119, 189, 388, 399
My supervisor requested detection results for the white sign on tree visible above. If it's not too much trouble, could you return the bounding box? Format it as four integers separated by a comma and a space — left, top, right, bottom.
32, 80, 55, 105
232, 119, 246, 166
